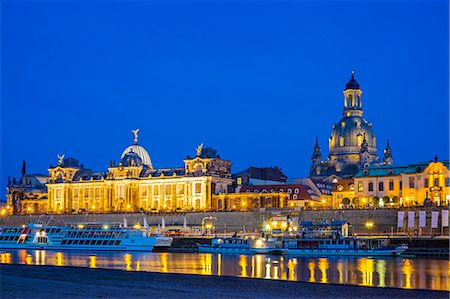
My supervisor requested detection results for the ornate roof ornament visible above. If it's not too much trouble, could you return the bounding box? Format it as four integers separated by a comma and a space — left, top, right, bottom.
132, 129, 140, 144
57, 154, 65, 166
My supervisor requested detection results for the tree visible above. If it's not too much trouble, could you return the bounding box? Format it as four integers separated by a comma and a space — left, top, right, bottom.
352, 197, 359, 205
342, 198, 351, 205
372, 197, 380, 206
382, 196, 390, 205
392, 196, 400, 204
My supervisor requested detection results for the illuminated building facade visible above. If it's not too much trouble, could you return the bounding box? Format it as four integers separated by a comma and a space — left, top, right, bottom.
6, 131, 233, 214
310, 72, 393, 179
353, 157, 450, 206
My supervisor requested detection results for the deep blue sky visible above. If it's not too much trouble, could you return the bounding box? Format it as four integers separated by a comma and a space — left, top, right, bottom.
1, 1, 449, 200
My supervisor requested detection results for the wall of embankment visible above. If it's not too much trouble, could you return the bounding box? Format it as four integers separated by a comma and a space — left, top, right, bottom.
0, 207, 448, 234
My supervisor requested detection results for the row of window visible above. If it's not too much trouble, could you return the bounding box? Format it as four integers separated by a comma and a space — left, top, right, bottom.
65, 231, 124, 239
357, 177, 450, 192
61, 239, 121, 246
246, 188, 301, 194
0, 235, 19, 241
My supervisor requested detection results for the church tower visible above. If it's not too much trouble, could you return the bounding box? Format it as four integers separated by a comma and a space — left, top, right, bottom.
310, 137, 322, 176
310, 71, 380, 178
382, 139, 394, 165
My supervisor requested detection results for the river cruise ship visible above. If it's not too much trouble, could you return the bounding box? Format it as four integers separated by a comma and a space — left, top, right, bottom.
281, 221, 407, 256
198, 236, 286, 255
0, 222, 172, 252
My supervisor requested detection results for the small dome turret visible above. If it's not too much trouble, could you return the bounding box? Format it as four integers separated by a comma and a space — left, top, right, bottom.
345, 71, 360, 90
120, 149, 143, 167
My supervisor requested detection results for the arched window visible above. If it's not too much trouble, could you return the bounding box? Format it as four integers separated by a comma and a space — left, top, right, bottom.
337, 185, 343, 192
339, 137, 345, 147
293, 195, 298, 200
287, 189, 292, 194
294, 188, 299, 194
349, 184, 354, 191
357, 134, 364, 147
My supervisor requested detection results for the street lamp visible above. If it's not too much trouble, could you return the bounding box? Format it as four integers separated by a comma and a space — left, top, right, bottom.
365, 221, 374, 236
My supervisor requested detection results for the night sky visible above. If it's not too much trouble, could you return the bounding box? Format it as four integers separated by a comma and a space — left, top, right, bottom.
1, 1, 448, 200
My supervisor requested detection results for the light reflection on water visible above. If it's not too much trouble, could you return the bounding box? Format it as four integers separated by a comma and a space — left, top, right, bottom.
1, 250, 448, 291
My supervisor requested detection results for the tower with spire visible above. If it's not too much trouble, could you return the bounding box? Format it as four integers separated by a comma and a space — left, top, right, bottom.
309, 137, 323, 176
382, 139, 394, 165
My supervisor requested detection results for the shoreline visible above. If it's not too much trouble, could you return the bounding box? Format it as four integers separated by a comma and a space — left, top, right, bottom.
1, 264, 448, 299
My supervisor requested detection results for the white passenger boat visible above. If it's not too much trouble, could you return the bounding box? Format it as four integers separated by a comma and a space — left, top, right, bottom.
198, 236, 286, 255
282, 237, 408, 256
281, 221, 407, 256
0, 222, 173, 252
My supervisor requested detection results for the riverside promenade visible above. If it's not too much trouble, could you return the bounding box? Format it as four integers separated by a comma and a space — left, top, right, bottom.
1, 264, 448, 299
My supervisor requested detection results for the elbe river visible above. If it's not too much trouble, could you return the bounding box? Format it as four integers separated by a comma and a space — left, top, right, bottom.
1, 250, 448, 291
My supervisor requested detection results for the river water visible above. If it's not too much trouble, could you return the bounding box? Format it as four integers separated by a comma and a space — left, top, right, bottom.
1, 250, 448, 291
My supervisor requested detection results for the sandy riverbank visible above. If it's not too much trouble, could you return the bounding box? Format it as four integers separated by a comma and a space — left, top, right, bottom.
1, 264, 448, 299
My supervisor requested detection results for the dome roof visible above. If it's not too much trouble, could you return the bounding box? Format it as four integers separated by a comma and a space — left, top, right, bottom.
120, 150, 143, 167
121, 145, 153, 169
329, 115, 377, 156
345, 71, 360, 90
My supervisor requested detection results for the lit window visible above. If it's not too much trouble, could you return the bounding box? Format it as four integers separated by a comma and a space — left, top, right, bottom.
195, 183, 201, 194
339, 137, 345, 147
358, 182, 363, 192
349, 184, 354, 191
337, 185, 343, 192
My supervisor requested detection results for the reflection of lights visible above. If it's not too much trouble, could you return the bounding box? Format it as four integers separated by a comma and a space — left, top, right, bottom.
337, 261, 344, 284
376, 259, 386, 287
133, 224, 141, 229
1, 252, 11, 264
265, 261, 271, 279
201, 253, 212, 275
103, 225, 109, 230
287, 259, 297, 281
402, 259, 414, 289
25, 254, 32, 265
56, 252, 64, 266
308, 260, 316, 282
239, 255, 248, 277
318, 258, 328, 283
89, 255, 97, 268
35, 250, 46, 265
136, 260, 141, 271
78, 224, 85, 229
265, 224, 271, 231
217, 254, 222, 276
358, 258, 375, 286
160, 252, 168, 273
254, 255, 263, 278
124, 253, 132, 271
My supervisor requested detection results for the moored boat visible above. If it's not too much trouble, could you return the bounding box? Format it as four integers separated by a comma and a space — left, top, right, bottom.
198, 236, 286, 255
0, 221, 173, 252
280, 220, 407, 256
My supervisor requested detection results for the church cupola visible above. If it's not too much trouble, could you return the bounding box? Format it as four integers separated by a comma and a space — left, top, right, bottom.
343, 71, 363, 117
382, 139, 394, 165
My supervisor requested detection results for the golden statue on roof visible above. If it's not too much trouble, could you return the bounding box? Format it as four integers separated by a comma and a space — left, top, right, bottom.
57, 154, 65, 165
132, 129, 139, 144
196, 143, 203, 157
